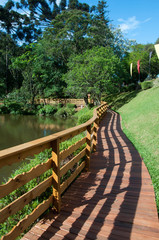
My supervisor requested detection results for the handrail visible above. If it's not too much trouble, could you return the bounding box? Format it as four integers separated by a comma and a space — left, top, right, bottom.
0, 102, 107, 240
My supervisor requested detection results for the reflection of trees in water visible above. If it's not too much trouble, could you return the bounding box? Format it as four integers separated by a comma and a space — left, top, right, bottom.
0, 114, 76, 182
0, 114, 76, 150
0, 115, 5, 125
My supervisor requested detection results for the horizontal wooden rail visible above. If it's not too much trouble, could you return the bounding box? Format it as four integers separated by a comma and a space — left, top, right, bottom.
60, 161, 86, 194
0, 158, 52, 199
1, 196, 53, 240
0, 176, 53, 223
60, 148, 86, 177
59, 137, 86, 162
0, 102, 107, 240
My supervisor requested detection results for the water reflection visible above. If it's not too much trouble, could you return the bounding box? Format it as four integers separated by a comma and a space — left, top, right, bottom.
0, 114, 76, 183
0, 114, 76, 150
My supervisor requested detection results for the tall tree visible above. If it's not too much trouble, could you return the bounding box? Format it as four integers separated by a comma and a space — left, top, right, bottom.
0, 32, 23, 94
0, 1, 41, 42
64, 46, 120, 104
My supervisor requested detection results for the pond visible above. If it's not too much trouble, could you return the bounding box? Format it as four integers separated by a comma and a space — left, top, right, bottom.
0, 114, 76, 183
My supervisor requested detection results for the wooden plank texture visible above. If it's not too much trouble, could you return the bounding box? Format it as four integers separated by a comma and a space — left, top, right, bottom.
21, 109, 159, 240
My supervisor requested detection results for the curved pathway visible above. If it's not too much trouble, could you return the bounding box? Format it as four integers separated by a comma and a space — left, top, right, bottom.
23, 110, 159, 240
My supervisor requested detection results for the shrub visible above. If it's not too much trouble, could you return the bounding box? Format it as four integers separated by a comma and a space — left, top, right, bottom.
55, 107, 75, 118
38, 105, 57, 116
67, 103, 77, 109
78, 112, 93, 124
57, 103, 64, 108
0, 105, 10, 114
122, 83, 136, 92
7, 102, 23, 114
0, 102, 23, 114
88, 103, 94, 109
140, 81, 153, 90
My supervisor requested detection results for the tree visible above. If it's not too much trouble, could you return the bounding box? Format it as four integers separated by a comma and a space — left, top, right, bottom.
11, 42, 67, 105
41, 5, 112, 62
127, 43, 159, 83
0, 1, 41, 42
64, 46, 120, 104
0, 32, 23, 94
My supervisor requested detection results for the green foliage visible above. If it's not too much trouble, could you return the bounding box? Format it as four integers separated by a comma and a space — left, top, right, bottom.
77, 112, 93, 124
66, 103, 77, 109
57, 103, 64, 109
0, 105, 10, 114
38, 105, 57, 116
0, 102, 23, 114
122, 83, 137, 92
0, 149, 52, 239
124, 43, 159, 84
55, 107, 76, 119
102, 91, 139, 111
74, 106, 94, 124
140, 80, 153, 90
65, 46, 120, 103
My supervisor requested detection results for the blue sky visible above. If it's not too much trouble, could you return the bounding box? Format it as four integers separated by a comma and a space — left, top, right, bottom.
81, 0, 159, 44
1, 0, 159, 44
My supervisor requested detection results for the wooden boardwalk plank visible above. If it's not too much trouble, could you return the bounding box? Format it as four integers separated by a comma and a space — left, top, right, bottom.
22, 110, 159, 240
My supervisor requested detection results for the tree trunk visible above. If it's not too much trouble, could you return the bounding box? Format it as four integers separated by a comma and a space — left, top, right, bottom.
84, 95, 88, 106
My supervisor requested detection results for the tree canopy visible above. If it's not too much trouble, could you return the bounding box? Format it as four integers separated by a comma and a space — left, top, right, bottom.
0, 0, 159, 104
64, 46, 120, 104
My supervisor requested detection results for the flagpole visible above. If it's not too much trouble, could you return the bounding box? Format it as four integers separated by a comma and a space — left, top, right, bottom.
149, 51, 152, 78
137, 60, 140, 83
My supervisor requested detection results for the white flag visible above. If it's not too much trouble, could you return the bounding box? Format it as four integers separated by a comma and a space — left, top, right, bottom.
130, 63, 133, 77
154, 44, 159, 59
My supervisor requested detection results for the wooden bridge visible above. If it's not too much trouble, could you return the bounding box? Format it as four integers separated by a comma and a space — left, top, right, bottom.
0, 104, 159, 239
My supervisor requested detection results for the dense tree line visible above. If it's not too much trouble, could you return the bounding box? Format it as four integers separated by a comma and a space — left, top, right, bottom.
0, 0, 159, 105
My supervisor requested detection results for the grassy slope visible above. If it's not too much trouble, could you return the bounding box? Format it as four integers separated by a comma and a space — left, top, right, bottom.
108, 87, 159, 214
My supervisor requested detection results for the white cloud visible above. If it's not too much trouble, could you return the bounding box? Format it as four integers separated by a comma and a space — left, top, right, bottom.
117, 16, 151, 33
143, 18, 152, 23
118, 16, 140, 32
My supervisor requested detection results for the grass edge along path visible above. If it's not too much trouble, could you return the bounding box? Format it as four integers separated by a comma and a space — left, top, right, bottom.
115, 87, 159, 216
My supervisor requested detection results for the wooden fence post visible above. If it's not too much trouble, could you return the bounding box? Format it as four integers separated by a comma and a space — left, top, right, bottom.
85, 124, 91, 171
93, 118, 99, 152
52, 139, 61, 212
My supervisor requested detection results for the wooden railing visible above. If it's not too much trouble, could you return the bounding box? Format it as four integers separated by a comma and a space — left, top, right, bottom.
37, 98, 85, 106
0, 103, 107, 240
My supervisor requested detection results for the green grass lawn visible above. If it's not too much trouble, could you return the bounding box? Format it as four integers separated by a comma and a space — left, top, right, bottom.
105, 87, 159, 215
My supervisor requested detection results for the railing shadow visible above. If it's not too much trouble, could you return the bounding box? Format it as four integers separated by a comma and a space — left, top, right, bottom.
38, 110, 141, 239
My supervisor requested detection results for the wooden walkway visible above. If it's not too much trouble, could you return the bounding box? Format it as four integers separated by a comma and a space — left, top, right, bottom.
22, 110, 159, 240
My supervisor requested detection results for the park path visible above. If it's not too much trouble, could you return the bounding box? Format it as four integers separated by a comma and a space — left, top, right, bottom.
22, 110, 159, 240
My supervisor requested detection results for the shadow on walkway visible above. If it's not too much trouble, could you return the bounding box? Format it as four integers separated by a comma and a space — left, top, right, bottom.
24, 110, 158, 239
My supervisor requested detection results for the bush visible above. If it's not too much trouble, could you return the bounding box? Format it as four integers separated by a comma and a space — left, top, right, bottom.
88, 103, 94, 109
55, 107, 75, 118
122, 83, 136, 92
57, 103, 64, 108
140, 81, 153, 90
0, 102, 23, 114
78, 112, 93, 124
66, 103, 77, 109
38, 105, 57, 116
8, 102, 23, 114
